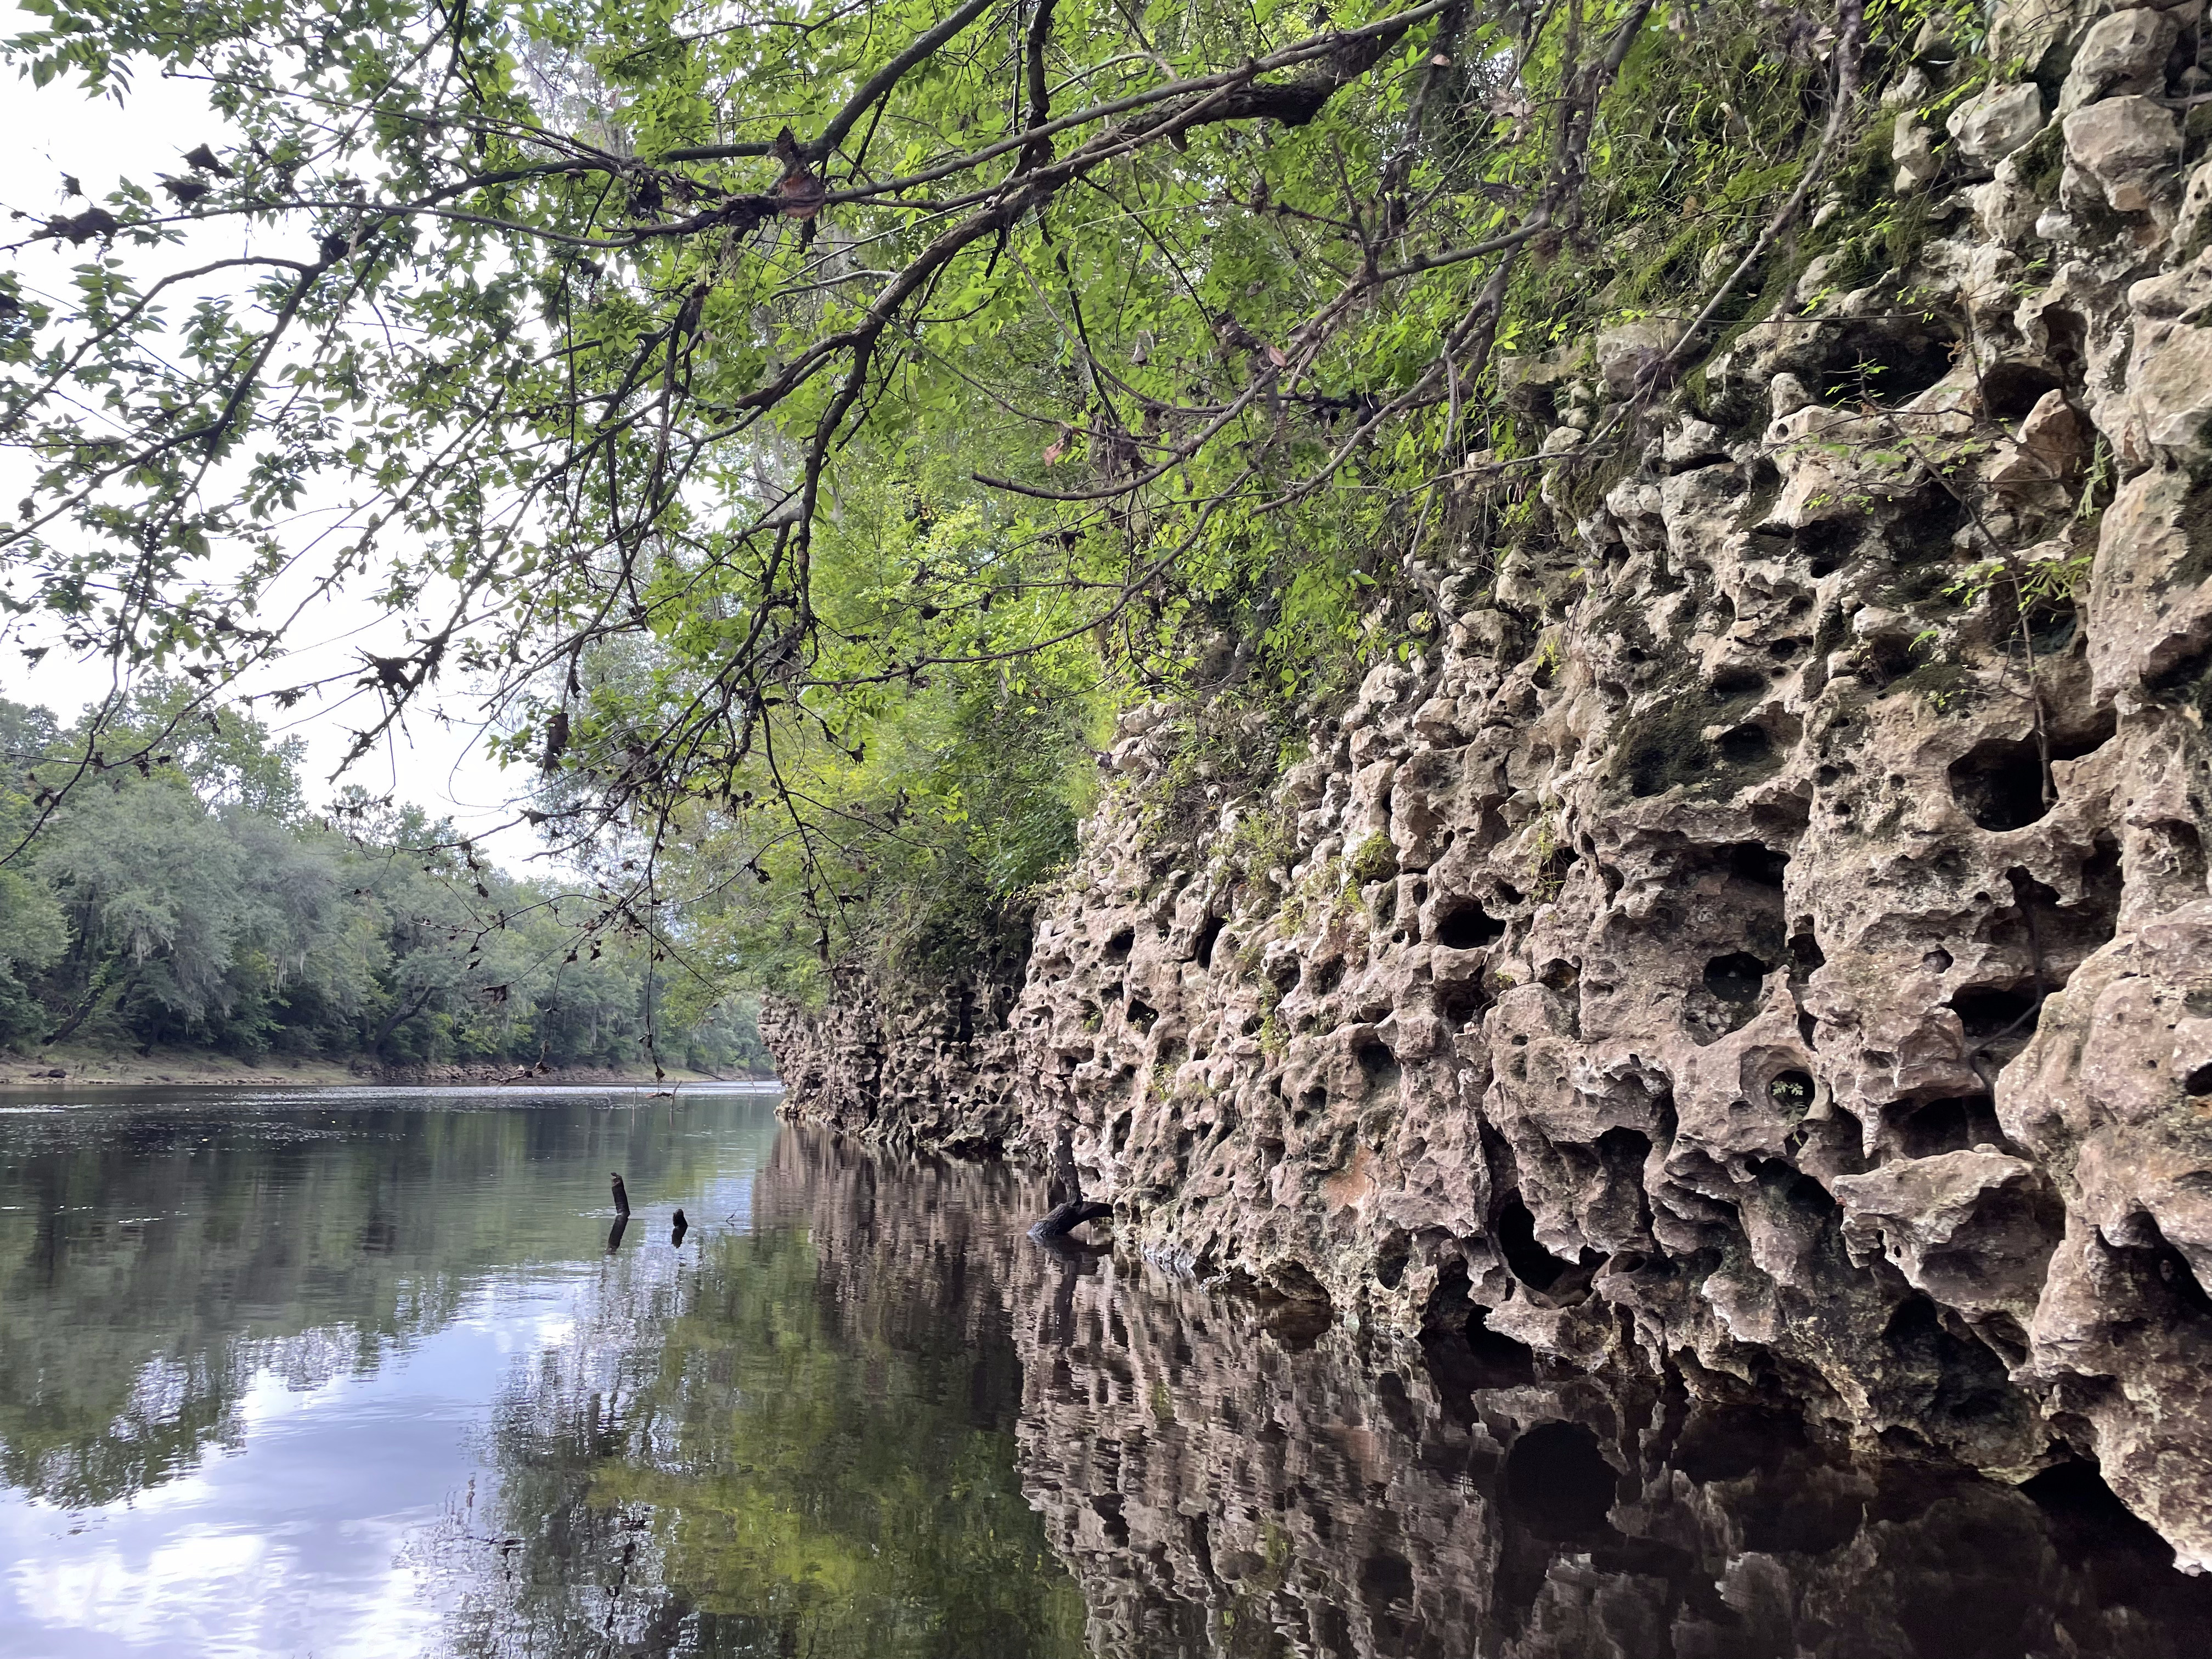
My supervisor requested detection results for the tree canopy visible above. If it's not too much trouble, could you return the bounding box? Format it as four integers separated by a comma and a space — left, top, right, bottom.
0, 686, 769, 1068
1, 0, 1927, 989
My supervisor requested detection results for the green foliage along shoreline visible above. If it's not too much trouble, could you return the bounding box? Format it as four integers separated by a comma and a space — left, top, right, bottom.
0, 686, 769, 1076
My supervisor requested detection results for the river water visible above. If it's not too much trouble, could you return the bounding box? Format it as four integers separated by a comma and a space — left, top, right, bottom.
1, 1085, 2209, 1659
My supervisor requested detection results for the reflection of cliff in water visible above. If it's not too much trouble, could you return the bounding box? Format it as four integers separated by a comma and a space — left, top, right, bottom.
1005, 1245, 2212, 1659
754, 1127, 2212, 1658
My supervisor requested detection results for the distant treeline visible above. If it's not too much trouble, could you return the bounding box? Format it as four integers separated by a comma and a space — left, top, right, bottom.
0, 688, 769, 1075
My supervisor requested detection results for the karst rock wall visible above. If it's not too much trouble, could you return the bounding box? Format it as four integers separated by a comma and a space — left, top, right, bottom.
768, 0, 2212, 1567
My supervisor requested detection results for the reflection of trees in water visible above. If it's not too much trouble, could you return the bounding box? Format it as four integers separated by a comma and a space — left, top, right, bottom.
426, 1140, 1086, 1659
1006, 1253, 2212, 1659
38, 1105, 2208, 1657
0, 1094, 763, 1508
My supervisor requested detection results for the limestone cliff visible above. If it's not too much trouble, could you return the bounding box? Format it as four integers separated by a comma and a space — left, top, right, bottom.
768, 0, 2212, 1568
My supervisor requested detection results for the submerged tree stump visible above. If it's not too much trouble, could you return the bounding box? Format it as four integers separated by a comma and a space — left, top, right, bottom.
1028, 1200, 1113, 1242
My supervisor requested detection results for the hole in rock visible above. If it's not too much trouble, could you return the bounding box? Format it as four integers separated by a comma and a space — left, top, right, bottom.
1949, 738, 2050, 831
2115, 1214, 2212, 1320
1102, 927, 1136, 963
1726, 842, 1791, 888
1672, 1406, 1809, 1485
1433, 901, 1507, 951
1709, 665, 1768, 701
1496, 1197, 1579, 1293
1355, 1036, 1399, 1087
2185, 1063, 2212, 1098
1503, 1423, 1617, 1541
1126, 997, 1159, 1034
2028, 599, 2079, 655
1819, 329, 1957, 409
1495, 879, 1525, 905
1358, 1551, 1414, 1613
1090, 1493, 1129, 1548
1892, 487, 1970, 565
1717, 723, 1773, 766
1795, 518, 1857, 577
1421, 1256, 1474, 1328
1192, 914, 1226, 969
1883, 1293, 2018, 1427
1923, 946, 1954, 973
2057, 838, 2125, 960
1423, 1296, 1541, 1391
1949, 984, 2039, 1046
1311, 958, 1346, 996
1596, 1124, 1652, 1175
1538, 845, 1576, 895
1462, 1308, 1540, 1386
1435, 977, 1492, 1028
1291, 1088, 1327, 1129
2048, 706, 2118, 761
2022, 1458, 2192, 1571
1374, 1235, 1410, 1290
1980, 359, 2066, 420
1789, 931, 1827, 978
1769, 1070, 1816, 1112
1266, 954, 1301, 993
1895, 1093, 2006, 1159
1703, 952, 1770, 1004
2157, 1248, 2212, 1317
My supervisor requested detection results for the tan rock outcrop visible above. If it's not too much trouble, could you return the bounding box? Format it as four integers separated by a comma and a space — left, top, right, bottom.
768, 4, 2212, 1566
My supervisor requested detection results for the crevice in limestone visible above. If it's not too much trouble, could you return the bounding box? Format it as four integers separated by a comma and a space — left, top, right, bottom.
1192, 913, 1226, 969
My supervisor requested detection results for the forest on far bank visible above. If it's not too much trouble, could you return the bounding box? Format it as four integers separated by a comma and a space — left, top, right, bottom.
0, 687, 769, 1075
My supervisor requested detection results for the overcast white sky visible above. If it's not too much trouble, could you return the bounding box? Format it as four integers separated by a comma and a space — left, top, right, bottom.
0, 12, 541, 860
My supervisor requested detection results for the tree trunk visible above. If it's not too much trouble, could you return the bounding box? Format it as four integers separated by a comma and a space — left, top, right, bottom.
370, 984, 436, 1052
1028, 1200, 1113, 1242
45, 966, 137, 1046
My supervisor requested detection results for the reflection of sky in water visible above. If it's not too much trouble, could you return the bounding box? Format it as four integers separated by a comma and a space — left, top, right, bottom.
0, 1090, 768, 1658
1, 1279, 577, 1657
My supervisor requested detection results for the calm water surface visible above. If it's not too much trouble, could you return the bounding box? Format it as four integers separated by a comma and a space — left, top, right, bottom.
3, 1085, 2210, 1659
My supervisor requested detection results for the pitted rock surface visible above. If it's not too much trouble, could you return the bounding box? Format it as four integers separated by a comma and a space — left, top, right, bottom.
768, 5, 2212, 1567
